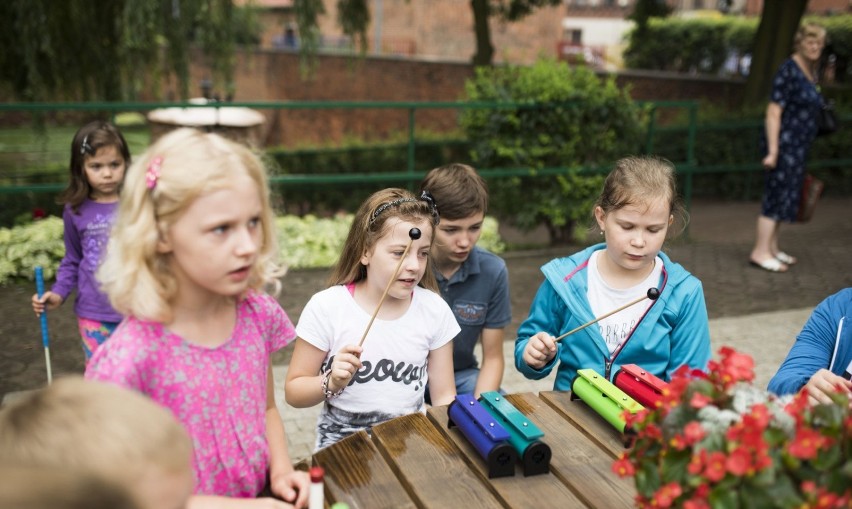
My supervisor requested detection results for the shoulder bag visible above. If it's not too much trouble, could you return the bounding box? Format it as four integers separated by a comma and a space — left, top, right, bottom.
817, 99, 838, 137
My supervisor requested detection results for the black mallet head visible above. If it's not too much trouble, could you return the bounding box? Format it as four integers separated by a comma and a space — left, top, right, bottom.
647, 287, 660, 300
409, 228, 422, 240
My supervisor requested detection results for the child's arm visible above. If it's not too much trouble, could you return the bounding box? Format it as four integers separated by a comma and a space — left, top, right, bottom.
426, 342, 456, 406
284, 338, 362, 407
49, 207, 84, 304
266, 363, 309, 508
474, 327, 505, 398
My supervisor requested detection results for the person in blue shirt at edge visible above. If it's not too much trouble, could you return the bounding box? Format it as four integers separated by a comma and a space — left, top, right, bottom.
420, 163, 512, 399
768, 288, 852, 405
515, 155, 711, 388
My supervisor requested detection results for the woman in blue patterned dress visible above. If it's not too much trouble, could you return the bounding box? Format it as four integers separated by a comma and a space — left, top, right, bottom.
750, 23, 826, 273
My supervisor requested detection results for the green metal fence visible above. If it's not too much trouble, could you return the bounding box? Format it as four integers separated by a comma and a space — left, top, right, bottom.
1, 99, 850, 217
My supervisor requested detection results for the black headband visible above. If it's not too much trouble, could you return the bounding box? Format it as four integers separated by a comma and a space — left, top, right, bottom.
370, 190, 440, 226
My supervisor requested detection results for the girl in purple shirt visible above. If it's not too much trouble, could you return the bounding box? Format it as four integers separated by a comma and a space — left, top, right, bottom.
31, 121, 130, 358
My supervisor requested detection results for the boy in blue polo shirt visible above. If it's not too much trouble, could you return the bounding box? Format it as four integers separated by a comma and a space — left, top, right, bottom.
420, 163, 512, 398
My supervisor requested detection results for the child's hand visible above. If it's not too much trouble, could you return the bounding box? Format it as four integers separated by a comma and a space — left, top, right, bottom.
270, 470, 309, 509
803, 368, 852, 406
522, 332, 557, 370
329, 344, 363, 393
31, 291, 63, 316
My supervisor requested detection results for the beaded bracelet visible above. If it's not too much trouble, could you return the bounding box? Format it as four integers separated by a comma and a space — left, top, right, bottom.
321, 369, 345, 399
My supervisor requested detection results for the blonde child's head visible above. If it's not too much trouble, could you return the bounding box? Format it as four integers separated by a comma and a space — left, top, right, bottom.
328, 187, 440, 291
98, 128, 283, 322
594, 155, 688, 238
0, 376, 194, 509
0, 465, 140, 509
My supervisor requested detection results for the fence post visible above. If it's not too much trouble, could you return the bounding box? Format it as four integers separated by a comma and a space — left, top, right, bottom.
644, 104, 657, 154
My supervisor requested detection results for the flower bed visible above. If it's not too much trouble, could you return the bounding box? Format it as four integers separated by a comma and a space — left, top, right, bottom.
613, 347, 851, 509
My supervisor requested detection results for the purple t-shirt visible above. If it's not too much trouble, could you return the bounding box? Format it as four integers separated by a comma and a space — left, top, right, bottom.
52, 200, 122, 322
85, 291, 296, 497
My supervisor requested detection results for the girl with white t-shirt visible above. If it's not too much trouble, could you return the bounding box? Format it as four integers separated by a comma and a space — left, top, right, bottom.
285, 188, 459, 450
515, 156, 711, 389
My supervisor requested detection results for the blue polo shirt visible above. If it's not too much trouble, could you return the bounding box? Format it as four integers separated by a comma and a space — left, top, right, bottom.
435, 246, 512, 371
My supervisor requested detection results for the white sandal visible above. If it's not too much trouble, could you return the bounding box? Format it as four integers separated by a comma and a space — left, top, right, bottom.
750, 258, 788, 273
774, 252, 797, 265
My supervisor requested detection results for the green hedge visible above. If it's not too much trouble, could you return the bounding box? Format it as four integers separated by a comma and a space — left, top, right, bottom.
0, 214, 505, 285
624, 14, 852, 82
267, 138, 471, 215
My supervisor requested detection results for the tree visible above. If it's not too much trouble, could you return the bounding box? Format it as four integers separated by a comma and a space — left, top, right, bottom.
0, 0, 260, 102
742, 0, 808, 105
294, 0, 562, 67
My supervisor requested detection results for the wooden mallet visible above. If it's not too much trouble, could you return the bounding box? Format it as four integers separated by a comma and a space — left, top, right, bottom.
554, 287, 660, 342
357, 227, 422, 348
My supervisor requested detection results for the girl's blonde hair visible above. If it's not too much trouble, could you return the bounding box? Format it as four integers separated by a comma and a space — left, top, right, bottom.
327, 187, 440, 292
98, 128, 283, 322
594, 155, 688, 238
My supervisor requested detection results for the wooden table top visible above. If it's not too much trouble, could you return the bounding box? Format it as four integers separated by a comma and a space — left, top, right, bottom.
312, 391, 636, 508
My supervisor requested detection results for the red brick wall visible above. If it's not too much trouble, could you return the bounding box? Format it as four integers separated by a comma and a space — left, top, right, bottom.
186, 50, 746, 148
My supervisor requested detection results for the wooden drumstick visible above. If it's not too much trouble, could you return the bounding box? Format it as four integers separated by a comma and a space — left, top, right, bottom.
554, 287, 660, 342
357, 228, 422, 348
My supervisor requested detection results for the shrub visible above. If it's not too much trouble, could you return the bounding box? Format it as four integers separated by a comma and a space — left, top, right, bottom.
461, 59, 645, 245
0, 214, 505, 284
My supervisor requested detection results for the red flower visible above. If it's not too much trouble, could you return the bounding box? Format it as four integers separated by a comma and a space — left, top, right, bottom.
684, 499, 711, 509
725, 447, 753, 476
703, 451, 727, 482
683, 421, 705, 445
787, 428, 831, 460
716, 347, 755, 388
748, 404, 770, 428
639, 422, 662, 440
801, 481, 817, 495
687, 450, 705, 475
612, 453, 635, 478
652, 482, 683, 508
623, 408, 649, 430
690, 391, 713, 409
669, 433, 688, 451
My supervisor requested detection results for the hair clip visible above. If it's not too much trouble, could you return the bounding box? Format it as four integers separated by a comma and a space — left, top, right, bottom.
146, 156, 162, 190
80, 135, 93, 156
420, 190, 440, 225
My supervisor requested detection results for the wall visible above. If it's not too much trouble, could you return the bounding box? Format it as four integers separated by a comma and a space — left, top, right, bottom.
189, 50, 746, 148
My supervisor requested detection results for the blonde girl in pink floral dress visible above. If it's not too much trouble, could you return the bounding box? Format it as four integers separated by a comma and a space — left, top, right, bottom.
86, 128, 309, 508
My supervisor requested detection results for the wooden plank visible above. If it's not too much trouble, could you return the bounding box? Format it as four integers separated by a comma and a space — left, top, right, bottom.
539, 391, 630, 458
427, 404, 589, 508
371, 412, 505, 509
313, 430, 416, 509
504, 393, 635, 509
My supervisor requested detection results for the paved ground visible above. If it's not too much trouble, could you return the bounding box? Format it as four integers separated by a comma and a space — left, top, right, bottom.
2, 196, 851, 463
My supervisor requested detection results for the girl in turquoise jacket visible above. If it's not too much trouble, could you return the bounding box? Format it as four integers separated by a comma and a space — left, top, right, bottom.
514, 156, 711, 389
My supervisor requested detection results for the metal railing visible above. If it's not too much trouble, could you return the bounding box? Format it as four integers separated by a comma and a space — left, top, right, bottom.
2, 99, 849, 219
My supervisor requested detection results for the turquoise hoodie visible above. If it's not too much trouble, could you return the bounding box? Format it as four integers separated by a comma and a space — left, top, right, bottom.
514, 243, 711, 390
